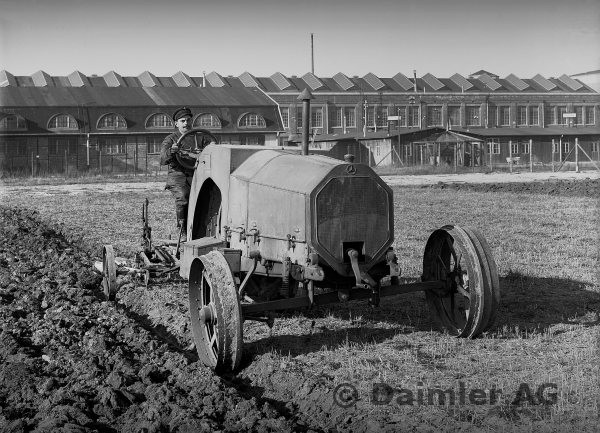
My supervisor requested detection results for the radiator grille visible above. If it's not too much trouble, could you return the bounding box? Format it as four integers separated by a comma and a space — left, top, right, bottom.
315, 176, 389, 263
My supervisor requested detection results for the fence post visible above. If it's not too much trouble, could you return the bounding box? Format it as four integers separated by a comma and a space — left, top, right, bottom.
529, 139, 533, 173
134, 140, 137, 177
508, 140, 513, 173
559, 136, 563, 165
575, 137, 579, 172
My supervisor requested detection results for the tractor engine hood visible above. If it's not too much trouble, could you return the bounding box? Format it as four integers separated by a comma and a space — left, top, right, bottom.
230, 150, 394, 275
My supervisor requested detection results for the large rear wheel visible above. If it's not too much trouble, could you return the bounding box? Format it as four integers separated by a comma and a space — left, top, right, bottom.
422, 225, 499, 338
188, 251, 243, 372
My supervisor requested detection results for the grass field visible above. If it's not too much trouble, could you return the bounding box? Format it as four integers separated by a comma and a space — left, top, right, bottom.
2, 182, 599, 431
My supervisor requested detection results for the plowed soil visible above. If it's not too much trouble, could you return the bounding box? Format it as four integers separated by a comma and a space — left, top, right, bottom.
0, 207, 299, 433
422, 179, 599, 197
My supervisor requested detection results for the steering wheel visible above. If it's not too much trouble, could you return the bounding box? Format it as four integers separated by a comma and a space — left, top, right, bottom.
174, 128, 219, 171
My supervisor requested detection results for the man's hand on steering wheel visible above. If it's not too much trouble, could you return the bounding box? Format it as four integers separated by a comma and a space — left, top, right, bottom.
173, 128, 219, 170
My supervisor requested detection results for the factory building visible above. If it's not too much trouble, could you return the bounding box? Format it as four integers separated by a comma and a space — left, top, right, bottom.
1, 69, 598, 175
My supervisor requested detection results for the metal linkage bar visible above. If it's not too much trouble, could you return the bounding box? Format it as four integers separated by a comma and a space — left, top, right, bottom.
241, 280, 446, 315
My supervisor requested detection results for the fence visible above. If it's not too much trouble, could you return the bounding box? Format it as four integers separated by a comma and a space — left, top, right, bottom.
0, 135, 166, 177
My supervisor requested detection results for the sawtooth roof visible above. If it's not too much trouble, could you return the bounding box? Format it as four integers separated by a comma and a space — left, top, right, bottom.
1, 70, 596, 94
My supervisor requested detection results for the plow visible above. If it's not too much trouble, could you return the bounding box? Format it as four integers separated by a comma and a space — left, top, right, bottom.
99, 198, 181, 301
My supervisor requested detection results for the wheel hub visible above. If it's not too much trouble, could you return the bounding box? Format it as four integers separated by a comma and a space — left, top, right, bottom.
199, 304, 216, 324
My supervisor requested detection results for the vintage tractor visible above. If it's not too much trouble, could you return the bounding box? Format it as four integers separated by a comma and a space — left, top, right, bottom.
173, 128, 500, 373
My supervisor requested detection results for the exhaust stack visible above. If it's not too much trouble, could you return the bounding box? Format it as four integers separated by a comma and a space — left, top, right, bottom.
297, 88, 313, 155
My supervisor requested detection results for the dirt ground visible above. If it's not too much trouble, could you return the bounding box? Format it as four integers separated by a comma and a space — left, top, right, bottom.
0, 207, 298, 432
2, 169, 598, 198
383, 170, 600, 197
0, 172, 598, 432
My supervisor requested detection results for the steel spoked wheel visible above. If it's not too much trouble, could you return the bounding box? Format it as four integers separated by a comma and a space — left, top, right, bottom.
189, 251, 243, 372
422, 225, 499, 338
460, 227, 500, 333
102, 245, 117, 301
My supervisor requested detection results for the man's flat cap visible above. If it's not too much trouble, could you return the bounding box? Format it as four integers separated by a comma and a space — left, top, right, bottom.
173, 107, 193, 121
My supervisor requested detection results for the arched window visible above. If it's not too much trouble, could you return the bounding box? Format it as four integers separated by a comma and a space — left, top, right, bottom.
97, 113, 127, 130
48, 113, 79, 130
193, 113, 222, 129
145, 113, 173, 129
238, 112, 266, 128
0, 114, 27, 131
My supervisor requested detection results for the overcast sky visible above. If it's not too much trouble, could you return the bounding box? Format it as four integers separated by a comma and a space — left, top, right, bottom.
1, 0, 599, 79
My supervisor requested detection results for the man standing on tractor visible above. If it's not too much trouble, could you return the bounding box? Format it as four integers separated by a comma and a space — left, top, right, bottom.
160, 107, 195, 240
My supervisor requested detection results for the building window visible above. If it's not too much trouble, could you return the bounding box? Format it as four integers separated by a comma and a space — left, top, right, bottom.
366, 106, 376, 127
145, 113, 173, 129
521, 141, 530, 154
552, 141, 559, 153
466, 106, 480, 126
585, 106, 595, 125
487, 139, 500, 155
48, 137, 78, 155
556, 106, 567, 125
194, 113, 221, 129
311, 107, 323, 129
592, 142, 599, 152
239, 112, 266, 128
448, 106, 460, 127
426, 106, 442, 127
0, 114, 27, 131
528, 106, 539, 126
367, 106, 388, 128
499, 106, 510, 126
280, 107, 289, 128
334, 107, 356, 128
147, 136, 163, 154
377, 107, 388, 127
408, 106, 420, 127
99, 137, 126, 154
510, 141, 519, 154
517, 106, 527, 126
345, 107, 356, 128
48, 114, 78, 130
574, 106, 584, 125
396, 106, 407, 127
98, 113, 127, 130
334, 107, 343, 128
545, 106, 555, 125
